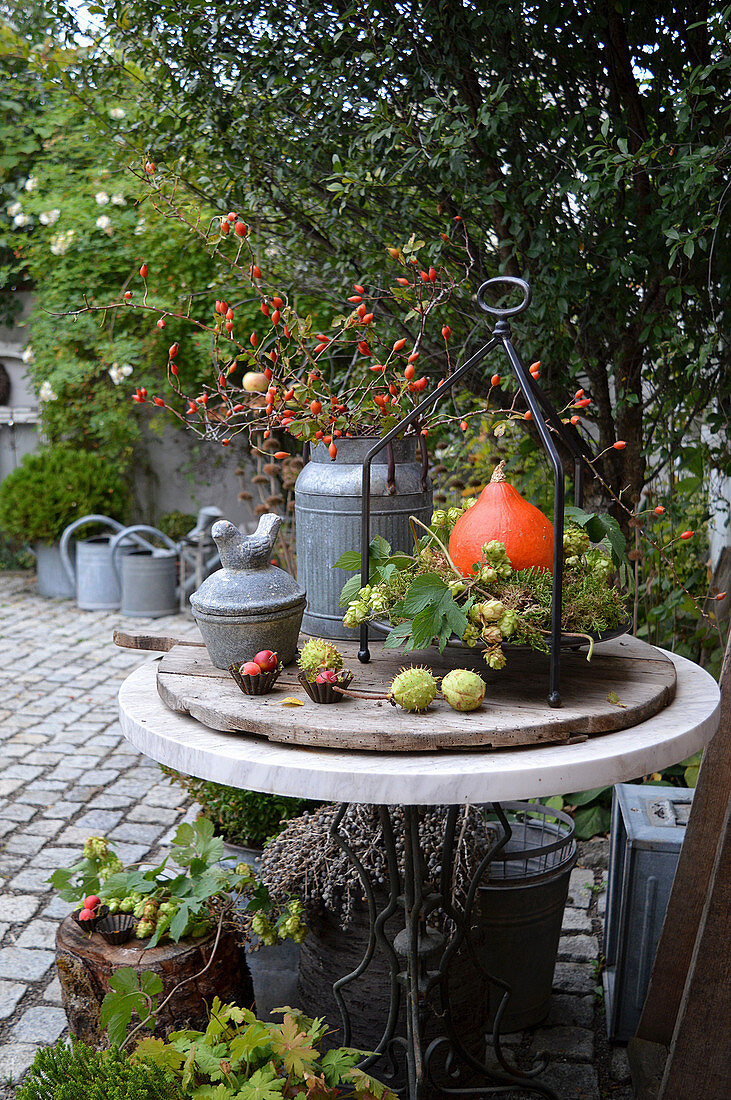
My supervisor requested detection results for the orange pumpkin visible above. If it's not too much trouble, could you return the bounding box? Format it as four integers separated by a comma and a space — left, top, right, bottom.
449, 461, 554, 575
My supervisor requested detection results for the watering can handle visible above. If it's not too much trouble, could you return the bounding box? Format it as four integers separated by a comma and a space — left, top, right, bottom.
109, 525, 179, 583
59, 514, 126, 589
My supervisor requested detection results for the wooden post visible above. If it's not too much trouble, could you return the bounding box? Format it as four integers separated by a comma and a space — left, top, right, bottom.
630, 630, 731, 1098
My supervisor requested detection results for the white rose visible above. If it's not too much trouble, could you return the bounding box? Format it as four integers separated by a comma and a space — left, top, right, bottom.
134, 217, 146, 236
111, 192, 126, 206
13, 213, 31, 227
7, 201, 22, 216
24, 177, 38, 192
95, 214, 112, 233
39, 209, 61, 225
121, 364, 133, 377
95, 191, 109, 205
21, 346, 34, 364
39, 381, 58, 402
109, 107, 126, 120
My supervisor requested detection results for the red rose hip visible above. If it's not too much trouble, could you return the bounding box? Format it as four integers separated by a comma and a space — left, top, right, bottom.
241, 661, 261, 676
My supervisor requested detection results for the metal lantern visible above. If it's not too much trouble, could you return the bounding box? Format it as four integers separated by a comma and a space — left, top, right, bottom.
358, 276, 593, 707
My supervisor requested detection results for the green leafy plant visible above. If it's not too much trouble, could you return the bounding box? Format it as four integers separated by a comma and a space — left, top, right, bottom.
339, 513, 626, 671
128, 997, 399, 1099
157, 511, 197, 543
48, 821, 304, 949
162, 769, 320, 851
0, 444, 129, 544
17, 1038, 181, 1100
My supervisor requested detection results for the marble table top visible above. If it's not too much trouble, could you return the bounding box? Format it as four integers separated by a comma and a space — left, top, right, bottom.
118, 650, 719, 806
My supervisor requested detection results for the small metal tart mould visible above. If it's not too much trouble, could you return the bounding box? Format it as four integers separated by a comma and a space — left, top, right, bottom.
228, 663, 283, 695
298, 670, 353, 704
71, 904, 109, 931
95, 912, 137, 945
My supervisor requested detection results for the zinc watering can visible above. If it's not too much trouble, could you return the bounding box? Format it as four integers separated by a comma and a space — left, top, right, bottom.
109, 525, 180, 619
60, 515, 138, 611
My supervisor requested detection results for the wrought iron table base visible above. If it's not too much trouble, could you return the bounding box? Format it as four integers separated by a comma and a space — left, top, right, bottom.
329, 803, 560, 1099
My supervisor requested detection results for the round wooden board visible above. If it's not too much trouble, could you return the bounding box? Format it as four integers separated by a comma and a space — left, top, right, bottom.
155, 634, 676, 752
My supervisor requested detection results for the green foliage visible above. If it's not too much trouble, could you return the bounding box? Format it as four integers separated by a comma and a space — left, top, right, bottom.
162, 768, 319, 851
39, 0, 730, 513
101, 969, 164, 1049
17, 1038, 181, 1100
0, 444, 129, 543
128, 997, 398, 1099
340, 530, 625, 667
158, 511, 196, 542
48, 819, 301, 950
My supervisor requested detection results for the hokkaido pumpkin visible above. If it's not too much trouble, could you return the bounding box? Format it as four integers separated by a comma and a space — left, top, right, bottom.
449, 461, 554, 575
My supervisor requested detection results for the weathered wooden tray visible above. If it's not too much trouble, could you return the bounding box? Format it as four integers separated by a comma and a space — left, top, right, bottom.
154, 634, 676, 752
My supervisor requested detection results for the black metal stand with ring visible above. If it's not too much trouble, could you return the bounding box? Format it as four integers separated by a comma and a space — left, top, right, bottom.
357, 275, 593, 707
328, 801, 563, 1099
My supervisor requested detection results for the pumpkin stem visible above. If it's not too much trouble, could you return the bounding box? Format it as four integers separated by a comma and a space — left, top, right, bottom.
491, 461, 507, 483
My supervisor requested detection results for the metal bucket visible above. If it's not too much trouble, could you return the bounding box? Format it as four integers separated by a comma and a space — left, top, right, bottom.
60, 515, 130, 611
478, 802, 577, 1032
294, 437, 432, 639
33, 541, 75, 599
110, 525, 179, 619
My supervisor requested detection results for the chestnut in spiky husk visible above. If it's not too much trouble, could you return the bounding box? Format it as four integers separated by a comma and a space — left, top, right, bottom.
441, 669, 486, 712
390, 666, 437, 713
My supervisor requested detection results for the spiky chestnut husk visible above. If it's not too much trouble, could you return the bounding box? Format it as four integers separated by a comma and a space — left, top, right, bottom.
390, 666, 438, 713
441, 669, 486, 712
298, 638, 344, 674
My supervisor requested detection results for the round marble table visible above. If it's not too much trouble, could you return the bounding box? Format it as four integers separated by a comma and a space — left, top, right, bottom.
119, 650, 719, 806
118, 650, 719, 1100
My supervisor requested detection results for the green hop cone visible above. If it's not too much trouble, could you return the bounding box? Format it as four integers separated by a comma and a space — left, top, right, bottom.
498, 608, 519, 638
462, 623, 480, 647
461, 497, 477, 512
431, 509, 448, 528
135, 920, 155, 940
478, 598, 505, 623
478, 565, 497, 583
563, 524, 591, 557
448, 579, 467, 597
447, 506, 462, 525
82, 836, 109, 862
106, 898, 120, 915
481, 625, 502, 646
119, 896, 135, 913
483, 646, 507, 670
481, 540, 512, 578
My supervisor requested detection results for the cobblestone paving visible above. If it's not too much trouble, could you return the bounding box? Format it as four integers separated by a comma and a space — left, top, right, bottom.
0, 571, 633, 1098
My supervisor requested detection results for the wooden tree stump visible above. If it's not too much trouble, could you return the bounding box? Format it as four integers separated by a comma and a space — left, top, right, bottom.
55, 917, 254, 1046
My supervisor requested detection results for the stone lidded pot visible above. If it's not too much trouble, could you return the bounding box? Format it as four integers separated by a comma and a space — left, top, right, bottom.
190, 513, 305, 669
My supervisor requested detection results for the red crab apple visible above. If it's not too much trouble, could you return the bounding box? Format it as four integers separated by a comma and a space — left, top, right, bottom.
315, 669, 340, 684
78, 908, 96, 921
83, 895, 101, 911
241, 661, 261, 676
253, 650, 277, 673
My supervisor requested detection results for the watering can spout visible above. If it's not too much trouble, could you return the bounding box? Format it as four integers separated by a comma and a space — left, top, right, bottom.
212, 513, 283, 571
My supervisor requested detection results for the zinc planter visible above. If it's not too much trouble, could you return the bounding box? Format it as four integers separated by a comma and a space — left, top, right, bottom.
294, 437, 432, 639
60, 514, 131, 611
222, 840, 300, 1019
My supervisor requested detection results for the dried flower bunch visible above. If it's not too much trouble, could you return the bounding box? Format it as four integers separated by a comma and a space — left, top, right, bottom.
259, 803, 502, 929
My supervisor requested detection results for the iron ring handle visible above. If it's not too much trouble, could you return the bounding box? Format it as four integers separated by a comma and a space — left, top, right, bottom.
477, 276, 532, 317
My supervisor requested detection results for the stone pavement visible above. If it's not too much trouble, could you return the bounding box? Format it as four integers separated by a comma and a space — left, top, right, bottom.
0, 570, 633, 1098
